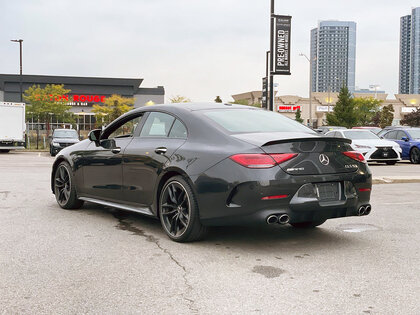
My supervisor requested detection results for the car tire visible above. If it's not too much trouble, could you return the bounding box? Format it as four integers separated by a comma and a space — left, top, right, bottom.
159, 175, 207, 242
0, 149, 10, 153
386, 161, 397, 165
290, 219, 326, 228
410, 147, 420, 164
53, 161, 84, 209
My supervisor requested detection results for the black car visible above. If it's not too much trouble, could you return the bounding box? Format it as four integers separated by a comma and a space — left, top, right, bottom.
51, 103, 372, 242
50, 129, 80, 156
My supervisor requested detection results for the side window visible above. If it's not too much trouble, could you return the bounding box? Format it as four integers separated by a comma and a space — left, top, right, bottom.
169, 119, 187, 139
140, 112, 175, 137
109, 115, 143, 139
384, 131, 396, 139
396, 131, 406, 140
326, 131, 335, 137
335, 132, 343, 138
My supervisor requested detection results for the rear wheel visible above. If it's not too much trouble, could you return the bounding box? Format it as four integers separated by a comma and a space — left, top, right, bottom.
385, 161, 397, 165
159, 176, 207, 242
410, 147, 420, 164
54, 161, 84, 209
290, 219, 326, 228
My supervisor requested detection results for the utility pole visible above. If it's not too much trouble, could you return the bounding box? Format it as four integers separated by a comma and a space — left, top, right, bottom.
269, 0, 274, 112
10, 39, 23, 102
299, 53, 314, 127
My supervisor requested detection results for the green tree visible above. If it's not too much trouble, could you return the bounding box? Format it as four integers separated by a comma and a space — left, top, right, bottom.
326, 86, 357, 128
295, 108, 304, 123
92, 94, 134, 125
353, 97, 381, 126
24, 84, 73, 124
214, 96, 222, 103
401, 108, 420, 126
379, 104, 394, 128
170, 95, 191, 103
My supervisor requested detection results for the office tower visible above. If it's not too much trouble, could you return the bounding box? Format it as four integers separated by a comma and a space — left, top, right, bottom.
399, 7, 420, 94
310, 21, 356, 93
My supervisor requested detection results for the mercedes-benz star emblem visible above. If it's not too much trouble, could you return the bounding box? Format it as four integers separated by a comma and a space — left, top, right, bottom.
319, 154, 330, 166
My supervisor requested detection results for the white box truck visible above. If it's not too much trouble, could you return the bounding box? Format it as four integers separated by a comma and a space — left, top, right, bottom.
0, 102, 26, 153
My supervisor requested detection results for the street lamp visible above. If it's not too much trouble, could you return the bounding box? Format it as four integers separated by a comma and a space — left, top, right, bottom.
299, 53, 314, 127
10, 39, 23, 102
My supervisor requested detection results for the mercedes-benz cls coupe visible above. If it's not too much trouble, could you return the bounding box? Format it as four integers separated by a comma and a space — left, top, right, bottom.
51, 103, 372, 242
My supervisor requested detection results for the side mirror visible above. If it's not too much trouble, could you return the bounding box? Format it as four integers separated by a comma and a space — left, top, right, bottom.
402, 137, 409, 142
88, 129, 102, 143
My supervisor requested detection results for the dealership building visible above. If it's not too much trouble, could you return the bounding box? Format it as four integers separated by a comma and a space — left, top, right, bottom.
232, 90, 420, 127
0, 74, 165, 129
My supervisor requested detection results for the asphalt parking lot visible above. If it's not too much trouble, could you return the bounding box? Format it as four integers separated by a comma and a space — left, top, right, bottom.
0, 152, 419, 314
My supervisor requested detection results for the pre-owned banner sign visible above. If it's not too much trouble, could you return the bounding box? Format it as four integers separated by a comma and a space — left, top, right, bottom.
272, 15, 291, 75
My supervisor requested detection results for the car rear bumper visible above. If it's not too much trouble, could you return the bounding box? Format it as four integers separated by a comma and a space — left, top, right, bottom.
194, 159, 372, 226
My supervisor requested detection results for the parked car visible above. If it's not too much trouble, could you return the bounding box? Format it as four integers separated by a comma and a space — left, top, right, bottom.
352, 126, 382, 135
315, 126, 347, 134
325, 129, 402, 165
50, 129, 80, 156
50, 103, 372, 242
377, 126, 406, 138
380, 127, 420, 163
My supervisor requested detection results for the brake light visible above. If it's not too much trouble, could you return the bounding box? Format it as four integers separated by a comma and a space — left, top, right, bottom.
342, 151, 366, 163
230, 153, 298, 168
261, 194, 288, 200
358, 188, 371, 192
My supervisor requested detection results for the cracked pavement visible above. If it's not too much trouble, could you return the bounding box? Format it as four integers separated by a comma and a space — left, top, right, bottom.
0, 152, 419, 314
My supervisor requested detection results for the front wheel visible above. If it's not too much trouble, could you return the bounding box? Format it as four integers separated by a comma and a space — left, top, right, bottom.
54, 161, 84, 209
159, 176, 207, 242
410, 147, 420, 164
290, 219, 326, 228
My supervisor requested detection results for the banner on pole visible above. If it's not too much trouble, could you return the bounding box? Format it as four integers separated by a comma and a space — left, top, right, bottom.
272, 15, 291, 75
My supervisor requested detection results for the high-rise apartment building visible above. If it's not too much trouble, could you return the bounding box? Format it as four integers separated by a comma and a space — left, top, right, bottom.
310, 21, 356, 93
399, 7, 420, 94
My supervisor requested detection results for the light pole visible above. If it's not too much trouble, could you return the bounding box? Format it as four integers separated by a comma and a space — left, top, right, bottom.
369, 84, 380, 99
269, 0, 274, 112
10, 39, 23, 102
299, 53, 314, 127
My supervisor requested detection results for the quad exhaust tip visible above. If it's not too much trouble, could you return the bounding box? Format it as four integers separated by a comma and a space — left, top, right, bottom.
358, 204, 372, 216
266, 215, 278, 224
266, 214, 290, 225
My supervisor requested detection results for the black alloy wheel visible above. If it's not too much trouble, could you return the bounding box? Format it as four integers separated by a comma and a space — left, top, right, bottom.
54, 161, 84, 209
410, 147, 420, 164
159, 176, 207, 242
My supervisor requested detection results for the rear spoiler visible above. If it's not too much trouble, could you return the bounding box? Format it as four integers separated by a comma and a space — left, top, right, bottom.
262, 137, 352, 147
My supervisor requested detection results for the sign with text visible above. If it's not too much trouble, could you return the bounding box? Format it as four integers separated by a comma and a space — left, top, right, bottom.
278, 105, 300, 112
272, 15, 291, 75
262, 77, 268, 109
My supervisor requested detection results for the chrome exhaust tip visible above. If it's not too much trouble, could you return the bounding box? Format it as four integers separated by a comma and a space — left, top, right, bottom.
278, 214, 290, 225
266, 215, 278, 224
364, 205, 371, 215
358, 206, 366, 216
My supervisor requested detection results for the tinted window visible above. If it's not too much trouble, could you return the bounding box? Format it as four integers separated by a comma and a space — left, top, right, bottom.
169, 119, 187, 139
140, 112, 175, 137
342, 130, 379, 140
53, 129, 78, 139
396, 131, 407, 140
203, 109, 314, 134
109, 115, 143, 139
384, 131, 397, 139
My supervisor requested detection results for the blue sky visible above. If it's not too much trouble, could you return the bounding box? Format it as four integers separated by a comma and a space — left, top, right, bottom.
1, 0, 419, 102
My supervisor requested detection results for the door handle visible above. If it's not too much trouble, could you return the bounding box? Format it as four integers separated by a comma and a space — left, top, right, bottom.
111, 147, 121, 154
155, 147, 167, 154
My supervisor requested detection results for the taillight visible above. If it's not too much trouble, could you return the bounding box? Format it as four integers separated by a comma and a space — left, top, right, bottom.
230, 153, 297, 168
342, 151, 366, 163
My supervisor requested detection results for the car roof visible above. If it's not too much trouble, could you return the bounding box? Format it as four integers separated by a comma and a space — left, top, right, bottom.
132, 102, 254, 113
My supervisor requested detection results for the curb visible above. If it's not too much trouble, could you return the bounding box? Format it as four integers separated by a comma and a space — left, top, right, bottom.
372, 177, 420, 184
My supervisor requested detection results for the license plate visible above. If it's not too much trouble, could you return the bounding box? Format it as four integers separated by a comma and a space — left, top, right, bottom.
316, 182, 340, 201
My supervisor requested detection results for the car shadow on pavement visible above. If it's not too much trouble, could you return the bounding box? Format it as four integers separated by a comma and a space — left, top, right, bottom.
80, 202, 362, 253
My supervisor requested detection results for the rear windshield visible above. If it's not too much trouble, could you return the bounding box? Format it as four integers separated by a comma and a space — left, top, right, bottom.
343, 130, 379, 140
203, 109, 314, 134
407, 129, 420, 139
53, 130, 79, 139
